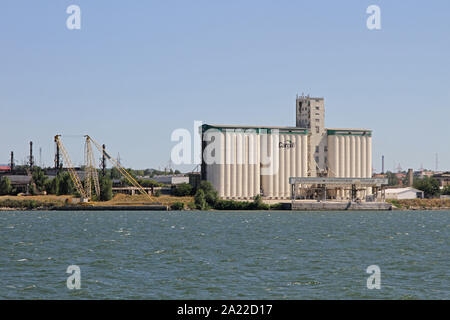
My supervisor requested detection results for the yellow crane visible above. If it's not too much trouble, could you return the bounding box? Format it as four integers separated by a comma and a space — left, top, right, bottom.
84, 135, 101, 200
54, 135, 152, 202
87, 135, 152, 202
54, 135, 88, 201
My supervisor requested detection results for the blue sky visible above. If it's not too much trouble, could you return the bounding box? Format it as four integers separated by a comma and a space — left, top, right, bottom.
0, 0, 449, 172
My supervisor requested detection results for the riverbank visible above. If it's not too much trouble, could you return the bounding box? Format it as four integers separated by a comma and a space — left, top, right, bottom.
387, 199, 450, 210
0, 194, 186, 211
2, 195, 449, 211
0, 194, 287, 211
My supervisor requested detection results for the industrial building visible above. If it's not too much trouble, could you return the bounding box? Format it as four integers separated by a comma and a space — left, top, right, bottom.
152, 175, 189, 185
201, 94, 375, 200
383, 187, 424, 200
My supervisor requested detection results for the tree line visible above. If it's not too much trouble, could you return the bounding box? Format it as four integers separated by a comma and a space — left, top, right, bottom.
0, 167, 113, 201
384, 171, 449, 198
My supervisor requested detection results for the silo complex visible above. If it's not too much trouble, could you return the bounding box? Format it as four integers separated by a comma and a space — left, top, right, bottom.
201, 125, 308, 199
327, 130, 372, 178
327, 130, 373, 198
200, 95, 373, 200
259, 128, 308, 199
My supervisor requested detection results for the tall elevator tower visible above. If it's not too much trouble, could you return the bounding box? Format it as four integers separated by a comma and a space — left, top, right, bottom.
296, 94, 327, 176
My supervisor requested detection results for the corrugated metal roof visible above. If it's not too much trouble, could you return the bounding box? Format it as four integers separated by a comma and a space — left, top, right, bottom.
326, 128, 372, 132
2, 175, 32, 185
204, 124, 307, 130
384, 187, 422, 194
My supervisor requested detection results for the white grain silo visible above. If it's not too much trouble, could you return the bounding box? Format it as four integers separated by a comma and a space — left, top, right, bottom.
200, 95, 373, 201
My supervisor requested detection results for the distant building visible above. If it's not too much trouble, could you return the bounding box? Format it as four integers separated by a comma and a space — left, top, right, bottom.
383, 187, 424, 200
188, 172, 201, 190
415, 170, 436, 179
152, 175, 189, 185
0, 165, 11, 173
395, 173, 406, 179
201, 94, 373, 200
433, 172, 450, 188
2, 175, 32, 193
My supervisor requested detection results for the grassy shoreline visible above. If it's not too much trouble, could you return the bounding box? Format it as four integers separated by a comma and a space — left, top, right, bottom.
1, 195, 450, 211
387, 199, 450, 210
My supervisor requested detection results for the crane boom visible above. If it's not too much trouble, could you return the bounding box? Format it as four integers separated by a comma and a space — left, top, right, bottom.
87, 136, 152, 201
84, 136, 100, 199
54, 135, 87, 200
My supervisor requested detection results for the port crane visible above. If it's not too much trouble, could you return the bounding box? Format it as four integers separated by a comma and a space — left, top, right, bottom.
54, 135, 151, 202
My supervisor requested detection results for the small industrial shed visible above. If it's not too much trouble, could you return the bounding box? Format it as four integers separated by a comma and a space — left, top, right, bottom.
383, 187, 424, 200
1, 175, 32, 193
152, 175, 189, 185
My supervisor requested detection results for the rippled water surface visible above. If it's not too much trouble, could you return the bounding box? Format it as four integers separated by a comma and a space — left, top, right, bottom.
0, 210, 448, 299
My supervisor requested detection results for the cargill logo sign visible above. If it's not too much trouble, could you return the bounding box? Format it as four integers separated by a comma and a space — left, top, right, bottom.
279, 140, 295, 149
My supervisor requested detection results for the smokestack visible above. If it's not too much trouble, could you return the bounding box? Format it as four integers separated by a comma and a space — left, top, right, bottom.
382, 155, 385, 174
29, 141, 34, 170
54, 135, 61, 173
10, 151, 14, 172
408, 169, 414, 187
101, 144, 106, 176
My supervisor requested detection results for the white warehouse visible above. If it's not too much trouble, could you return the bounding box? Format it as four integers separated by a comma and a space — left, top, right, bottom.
201, 95, 373, 200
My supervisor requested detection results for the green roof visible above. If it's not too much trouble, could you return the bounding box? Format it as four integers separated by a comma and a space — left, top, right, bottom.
327, 129, 372, 137
202, 124, 308, 135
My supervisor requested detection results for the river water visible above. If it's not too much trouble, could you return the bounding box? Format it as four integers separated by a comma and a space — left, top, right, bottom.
0, 210, 448, 299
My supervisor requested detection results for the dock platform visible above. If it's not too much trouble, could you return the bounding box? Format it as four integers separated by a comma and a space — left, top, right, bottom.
290, 201, 392, 211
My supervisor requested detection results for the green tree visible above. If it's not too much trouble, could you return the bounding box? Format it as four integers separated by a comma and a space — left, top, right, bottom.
198, 181, 218, 206
173, 183, 192, 196
385, 171, 399, 186
110, 167, 122, 179
0, 177, 12, 195
32, 168, 47, 192
99, 176, 113, 201
251, 194, 268, 209
170, 202, 185, 210
413, 177, 440, 198
57, 173, 74, 195
44, 176, 59, 195
138, 179, 160, 188
194, 189, 207, 210
134, 170, 145, 177
441, 185, 450, 195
